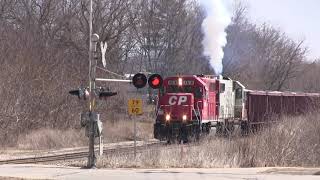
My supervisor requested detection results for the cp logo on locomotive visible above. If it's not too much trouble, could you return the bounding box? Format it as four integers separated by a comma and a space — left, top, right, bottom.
168, 96, 187, 105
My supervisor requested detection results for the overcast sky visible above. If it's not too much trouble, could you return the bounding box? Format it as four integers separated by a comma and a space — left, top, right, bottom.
244, 0, 320, 60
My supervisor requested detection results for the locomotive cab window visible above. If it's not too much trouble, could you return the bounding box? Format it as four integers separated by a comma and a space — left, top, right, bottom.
166, 86, 179, 93
166, 86, 193, 93
220, 83, 225, 93
235, 88, 242, 99
165, 85, 202, 98
194, 87, 203, 98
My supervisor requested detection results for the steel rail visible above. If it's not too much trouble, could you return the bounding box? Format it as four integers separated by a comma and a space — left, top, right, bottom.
0, 141, 162, 165
0, 140, 204, 165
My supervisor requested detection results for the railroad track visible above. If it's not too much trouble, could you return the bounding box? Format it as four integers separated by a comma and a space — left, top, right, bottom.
0, 141, 162, 165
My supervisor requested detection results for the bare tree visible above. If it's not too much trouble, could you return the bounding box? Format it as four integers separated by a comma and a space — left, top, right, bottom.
223, 4, 307, 91
133, 0, 212, 76
290, 60, 320, 92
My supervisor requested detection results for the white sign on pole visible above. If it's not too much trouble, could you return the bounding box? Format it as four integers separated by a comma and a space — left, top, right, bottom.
100, 41, 107, 67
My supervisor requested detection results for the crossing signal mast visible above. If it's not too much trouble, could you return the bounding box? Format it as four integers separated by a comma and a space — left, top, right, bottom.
68, 0, 117, 169
68, 0, 163, 169
69, 73, 163, 168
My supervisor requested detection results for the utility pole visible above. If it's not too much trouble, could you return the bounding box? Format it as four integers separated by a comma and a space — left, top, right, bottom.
87, 33, 99, 168
87, 0, 98, 169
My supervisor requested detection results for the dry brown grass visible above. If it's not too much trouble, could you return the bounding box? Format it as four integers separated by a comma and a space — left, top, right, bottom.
9, 112, 320, 169
16, 129, 87, 150
245, 113, 320, 167
103, 120, 153, 143
13, 119, 154, 150
1, 81, 155, 151
91, 113, 320, 168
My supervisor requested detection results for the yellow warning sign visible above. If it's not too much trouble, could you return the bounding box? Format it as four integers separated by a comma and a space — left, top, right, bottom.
128, 99, 143, 115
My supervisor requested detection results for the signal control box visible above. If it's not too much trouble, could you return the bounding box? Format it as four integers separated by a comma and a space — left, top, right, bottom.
81, 112, 103, 137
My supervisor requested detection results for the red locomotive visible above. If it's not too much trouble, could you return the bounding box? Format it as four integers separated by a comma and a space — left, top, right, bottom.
154, 74, 320, 143
154, 75, 219, 143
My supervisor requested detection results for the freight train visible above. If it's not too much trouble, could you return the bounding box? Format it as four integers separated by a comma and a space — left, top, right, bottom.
153, 75, 320, 143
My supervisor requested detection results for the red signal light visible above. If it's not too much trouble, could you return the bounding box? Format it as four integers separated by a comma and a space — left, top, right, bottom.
148, 74, 163, 89
151, 78, 160, 86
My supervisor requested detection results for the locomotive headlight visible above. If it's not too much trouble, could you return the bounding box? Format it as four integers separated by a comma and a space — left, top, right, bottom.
182, 115, 187, 121
165, 114, 171, 121
178, 78, 183, 86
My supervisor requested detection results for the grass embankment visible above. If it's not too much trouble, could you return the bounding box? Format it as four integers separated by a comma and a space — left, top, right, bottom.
12, 104, 155, 150
6, 112, 320, 168
15, 120, 153, 150
90, 113, 319, 168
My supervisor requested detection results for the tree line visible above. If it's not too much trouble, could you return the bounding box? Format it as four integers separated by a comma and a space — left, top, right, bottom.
0, 0, 318, 146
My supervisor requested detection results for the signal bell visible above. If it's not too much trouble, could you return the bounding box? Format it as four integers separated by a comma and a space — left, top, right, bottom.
148, 74, 163, 89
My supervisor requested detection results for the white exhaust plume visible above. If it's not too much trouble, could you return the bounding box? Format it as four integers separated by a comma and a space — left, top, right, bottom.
199, 0, 231, 74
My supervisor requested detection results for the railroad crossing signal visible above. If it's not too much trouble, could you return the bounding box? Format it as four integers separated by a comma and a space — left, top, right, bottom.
132, 73, 163, 89
132, 73, 147, 89
99, 91, 117, 99
128, 98, 143, 115
69, 88, 90, 100
148, 74, 163, 89
69, 87, 117, 100
96, 87, 117, 99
